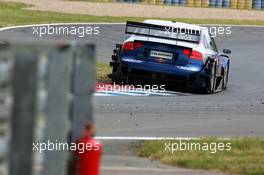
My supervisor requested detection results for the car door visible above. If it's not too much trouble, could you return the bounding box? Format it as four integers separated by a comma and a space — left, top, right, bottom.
204, 31, 222, 77
209, 36, 222, 77
201, 30, 216, 62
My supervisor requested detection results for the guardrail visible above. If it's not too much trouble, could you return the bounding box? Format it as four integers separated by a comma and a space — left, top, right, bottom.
116, 0, 264, 10
0, 41, 95, 175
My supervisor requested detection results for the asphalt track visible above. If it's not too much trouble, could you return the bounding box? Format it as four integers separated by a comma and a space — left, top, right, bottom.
1, 24, 262, 137
0, 24, 264, 137
0, 24, 264, 175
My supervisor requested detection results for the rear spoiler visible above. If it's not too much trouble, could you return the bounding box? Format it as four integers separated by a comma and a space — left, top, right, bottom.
125, 21, 201, 43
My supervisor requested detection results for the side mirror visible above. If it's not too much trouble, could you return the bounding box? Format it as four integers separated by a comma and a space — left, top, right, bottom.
223, 49, 231, 54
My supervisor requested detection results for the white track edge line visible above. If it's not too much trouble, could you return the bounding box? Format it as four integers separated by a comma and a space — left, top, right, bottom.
0, 23, 264, 32
101, 166, 192, 172
94, 136, 231, 140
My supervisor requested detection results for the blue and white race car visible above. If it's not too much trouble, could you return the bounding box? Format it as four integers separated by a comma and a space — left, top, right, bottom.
109, 20, 231, 93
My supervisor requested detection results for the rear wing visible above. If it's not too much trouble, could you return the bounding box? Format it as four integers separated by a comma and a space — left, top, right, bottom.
125, 21, 201, 43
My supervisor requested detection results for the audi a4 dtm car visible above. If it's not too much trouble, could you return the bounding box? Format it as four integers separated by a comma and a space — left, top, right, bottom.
109, 20, 231, 93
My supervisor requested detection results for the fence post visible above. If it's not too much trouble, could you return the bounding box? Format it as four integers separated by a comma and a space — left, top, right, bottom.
43, 47, 72, 175
71, 44, 95, 141
9, 52, 38, 175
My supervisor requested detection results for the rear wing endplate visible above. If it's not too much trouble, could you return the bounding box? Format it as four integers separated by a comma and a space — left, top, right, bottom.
125, 21, 201, 43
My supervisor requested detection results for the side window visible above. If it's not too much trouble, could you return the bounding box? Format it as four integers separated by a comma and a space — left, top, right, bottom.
202, 34, 209, 49
205, 31, 218, 52
204, 32, 212, 50
210, 37, 218, 52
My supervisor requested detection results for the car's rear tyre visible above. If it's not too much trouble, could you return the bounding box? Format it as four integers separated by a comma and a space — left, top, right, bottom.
109, 44, 125, 83
111, 63, 123, 83
222, 62, 229, 90
204, 62, 216, 94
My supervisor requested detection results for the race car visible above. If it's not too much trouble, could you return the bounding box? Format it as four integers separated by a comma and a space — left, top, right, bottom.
109, 20, 231, 93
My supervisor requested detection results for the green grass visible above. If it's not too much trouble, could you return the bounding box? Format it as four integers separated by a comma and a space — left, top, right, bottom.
96, 62, 111, 82
1, 1, 264, 27
139, 138, 264, 175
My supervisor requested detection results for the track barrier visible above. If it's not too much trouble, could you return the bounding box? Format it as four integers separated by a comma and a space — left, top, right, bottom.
115, 0, 264, 9
0, 41, 95, 175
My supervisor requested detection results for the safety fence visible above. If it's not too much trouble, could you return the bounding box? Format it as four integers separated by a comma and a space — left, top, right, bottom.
116, 0, 264, 10
0, 41, 95, 175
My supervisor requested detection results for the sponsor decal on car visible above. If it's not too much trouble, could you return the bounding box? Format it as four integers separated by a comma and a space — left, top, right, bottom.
122, 58, 144, 63
176, 66, 200, 72
150, 50, 173, 59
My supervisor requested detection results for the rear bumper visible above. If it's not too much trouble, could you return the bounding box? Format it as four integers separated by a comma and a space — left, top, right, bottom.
121, 58, 202, 79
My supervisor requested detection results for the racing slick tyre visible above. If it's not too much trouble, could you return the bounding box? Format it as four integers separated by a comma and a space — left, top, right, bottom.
204, 61, 216, 94
109, 44, 126, 83
222, 62, 229, 90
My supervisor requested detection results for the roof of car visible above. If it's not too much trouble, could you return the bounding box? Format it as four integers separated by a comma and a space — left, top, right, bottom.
143, 20, 203, 31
